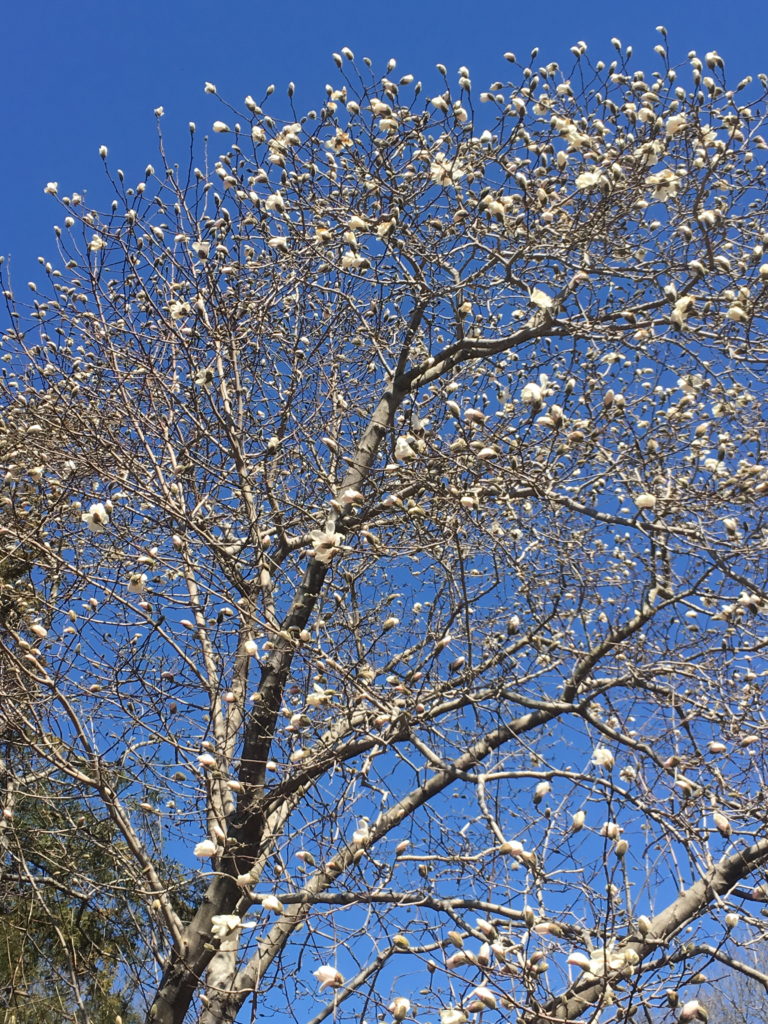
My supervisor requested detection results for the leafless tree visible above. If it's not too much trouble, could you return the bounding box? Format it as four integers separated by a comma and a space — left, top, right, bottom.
698, 947, 768, 1024
1, 37, 768, 1024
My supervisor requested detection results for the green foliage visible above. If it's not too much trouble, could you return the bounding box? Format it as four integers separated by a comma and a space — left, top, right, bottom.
0, 779, 146, 1024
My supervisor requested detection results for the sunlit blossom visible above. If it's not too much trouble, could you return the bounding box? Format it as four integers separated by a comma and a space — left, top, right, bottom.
665, 114, 687, 135
210, 914, 241, 939
81, 502, 110, 533
680, 999, 707, 1021
575, 170, 602, 190
264, 192, 286, 213
193, 839, 217, 858
530, 287, 554, 310
309, 526, 344, 563
646, 168, 682, 202
313, 965, 343, 991
591, 746, 615, 769
389, 997, 411, 1020
520, 382, 543, 406
260, 894, 284, 913
440, 1010, 467, 1024
430, 152, 465, 186
168, 300, 192, 320
634, 493, 657, 511
394, 436, 417, 462
127, 573, 148, 595
470, 986, 497, 1010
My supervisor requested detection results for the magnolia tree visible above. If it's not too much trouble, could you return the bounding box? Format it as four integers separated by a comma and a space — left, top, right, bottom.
2, 36, 768, 1024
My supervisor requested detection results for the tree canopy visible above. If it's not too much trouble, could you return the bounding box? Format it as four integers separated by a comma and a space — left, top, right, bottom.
1, 38, 767, 1024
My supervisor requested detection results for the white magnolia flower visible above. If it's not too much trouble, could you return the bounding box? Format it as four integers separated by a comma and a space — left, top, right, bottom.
264, 191, 286, 212
726, 304, 748, 322
634, 493, 657, 510
463, 407, 486, 424
533, 780, 551, 804
309, 526, 344, 563
572, 809, 586, 831
260, 894, 284, 913
665, 114, 687, 135
389, 997, 411, 1020
712, 810, 731, 836
499, 838, 526, 859
430, 152, 465, 186
646, 168, 682, 202
210, 914, 241, 939
530, 287, 554, 310
82, 502, 110, 533
193, 838, 217, 858
88, 234, 107, 252
313, 965, 344, 991
575, 170, 602, 190
680, 999, 707, 1021
567, 951, 592, 972
394, 436, 417, 462
520, 382, 543, 406
440, 1010, 468, 1024
337, 487, 364, 506
470, 986, 497, 1010
127, 573, 148, 595
212, 120, 230, 133
340, 250, 364, 269
352, 819, 370, 845
305, 684, 332, 707
44, 181, 58, 195
591, 746, 615, 769
670, 295, 695, 327
588, 945, 628, 975
168, 299, 192, 320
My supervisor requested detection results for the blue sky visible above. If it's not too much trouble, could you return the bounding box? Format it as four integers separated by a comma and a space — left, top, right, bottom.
3, 0, 768, 285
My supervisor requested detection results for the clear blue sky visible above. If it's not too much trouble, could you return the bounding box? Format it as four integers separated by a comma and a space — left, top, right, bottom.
2, 0, 768, 286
